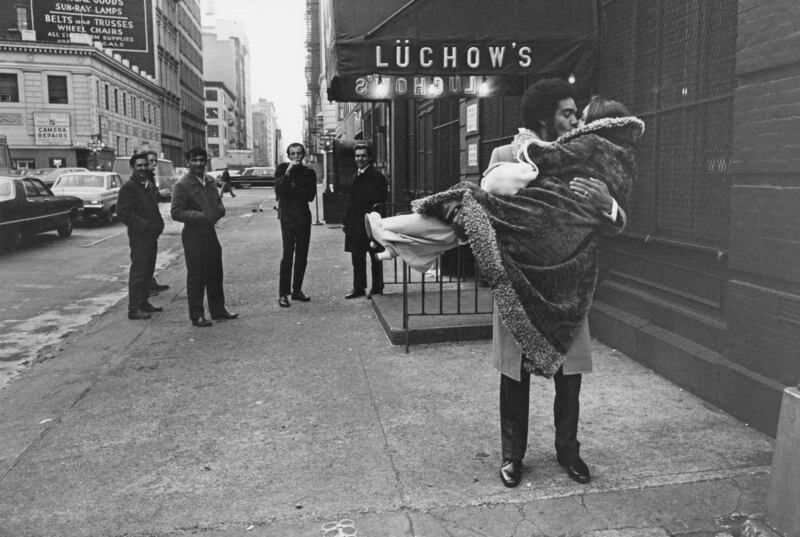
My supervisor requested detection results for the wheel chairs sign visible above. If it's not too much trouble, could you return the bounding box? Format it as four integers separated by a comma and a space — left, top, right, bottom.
34, 113, 71, 146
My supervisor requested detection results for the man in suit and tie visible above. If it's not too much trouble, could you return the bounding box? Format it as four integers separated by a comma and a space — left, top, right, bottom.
117, 152, 165, 320
170, 147, 238, 327
343, 143, 388, 299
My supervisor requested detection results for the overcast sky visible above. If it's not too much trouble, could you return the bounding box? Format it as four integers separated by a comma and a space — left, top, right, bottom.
201, 0, 308, 153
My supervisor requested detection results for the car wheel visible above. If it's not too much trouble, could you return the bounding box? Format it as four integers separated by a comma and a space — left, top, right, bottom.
1, 226, 23, 251
57, 218, 73, 238
105, 207, 116, 225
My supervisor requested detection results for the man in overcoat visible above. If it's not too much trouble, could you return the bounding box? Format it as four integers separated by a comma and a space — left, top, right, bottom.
117, 152, 165, 320
170, 146, 238, 327
490, 79, 627, 488
343, 143, 388, 299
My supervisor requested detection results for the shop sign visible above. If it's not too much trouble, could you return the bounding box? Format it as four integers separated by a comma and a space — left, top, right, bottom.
333, 75, 523, 101
371, 41, 533, 73
34, 112, 71, 146
30, 0, 155, 74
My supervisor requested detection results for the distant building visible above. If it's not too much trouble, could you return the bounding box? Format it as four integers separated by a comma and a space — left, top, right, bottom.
252, 99, 277, 170
203, 81, 236, 169
177, 0, 206, 157
202, 18, 250, 151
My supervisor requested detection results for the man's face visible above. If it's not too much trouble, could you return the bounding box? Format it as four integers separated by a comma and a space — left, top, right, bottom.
147, 154, 158, 170
354, 149, 370, 170
188, 155, 207, 175
288, 147, 304, 162
545, 98, 579, 140
132, 158, 149, 172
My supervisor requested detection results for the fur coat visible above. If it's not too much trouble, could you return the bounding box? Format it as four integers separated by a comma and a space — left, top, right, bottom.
413, 116, 644, 377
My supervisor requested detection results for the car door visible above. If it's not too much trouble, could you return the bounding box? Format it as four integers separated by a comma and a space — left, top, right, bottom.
109, 174, 121, 207
21, 178, 50, 233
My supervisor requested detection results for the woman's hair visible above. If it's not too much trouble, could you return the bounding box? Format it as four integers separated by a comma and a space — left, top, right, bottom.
583, 97, 630, 124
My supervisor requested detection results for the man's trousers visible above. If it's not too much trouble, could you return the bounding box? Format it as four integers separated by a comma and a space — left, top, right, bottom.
279, 219, 311, 297
128, 235, 158, 313
500, 365, 582, 463
182, 228, 225, 320
351, 249, 383, 292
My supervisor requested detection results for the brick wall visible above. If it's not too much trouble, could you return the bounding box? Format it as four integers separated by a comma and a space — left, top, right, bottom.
728, 0, 800, 394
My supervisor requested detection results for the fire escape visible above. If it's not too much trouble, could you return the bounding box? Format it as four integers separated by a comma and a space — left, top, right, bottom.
304, 0, 321, 155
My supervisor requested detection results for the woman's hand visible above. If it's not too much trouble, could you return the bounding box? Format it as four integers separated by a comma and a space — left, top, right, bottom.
570, 177, 613, 214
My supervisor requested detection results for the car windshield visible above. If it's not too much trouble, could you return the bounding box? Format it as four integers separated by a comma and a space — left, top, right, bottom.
30, 168, 56, 177
59, 174, 105, 187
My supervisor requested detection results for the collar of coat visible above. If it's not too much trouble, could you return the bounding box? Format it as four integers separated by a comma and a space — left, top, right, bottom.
556, 115, 645, 145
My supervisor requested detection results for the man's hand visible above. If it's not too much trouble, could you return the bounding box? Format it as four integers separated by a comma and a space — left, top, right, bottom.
570, 177, 613, 214
450, 208, 468, 242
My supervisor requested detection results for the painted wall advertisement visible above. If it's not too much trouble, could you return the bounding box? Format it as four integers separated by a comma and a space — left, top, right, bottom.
34, 113, 71, 146
30, 0, 155, 75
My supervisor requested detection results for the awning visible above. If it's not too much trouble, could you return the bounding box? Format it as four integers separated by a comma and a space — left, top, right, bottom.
323, 0, 598, 101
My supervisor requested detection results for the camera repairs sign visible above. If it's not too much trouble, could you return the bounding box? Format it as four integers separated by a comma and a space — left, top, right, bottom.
34, 113, 71, 146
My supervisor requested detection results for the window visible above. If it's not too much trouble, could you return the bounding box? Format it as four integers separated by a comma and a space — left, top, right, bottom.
206, 107, 218, 119
208, 144, 220, 157
104, 84, 109, 109
205, 89, 217, 100
114, 88, 119, 112
47, 75, 68, 104
16, 6, 28, 29
207, 125, 219, 137
0, 73, 19, 102
12, 159, 35, 170
122, 92, 127, 116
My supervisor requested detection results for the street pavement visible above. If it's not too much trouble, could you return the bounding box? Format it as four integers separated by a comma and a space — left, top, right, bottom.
0, 188, 776, 537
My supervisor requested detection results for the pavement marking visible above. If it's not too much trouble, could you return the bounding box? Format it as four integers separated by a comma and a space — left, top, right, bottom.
321, 519, 357, 537
81, 229, 126, 248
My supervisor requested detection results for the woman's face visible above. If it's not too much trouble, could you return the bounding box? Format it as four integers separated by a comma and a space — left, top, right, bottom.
578, 104, 590, 129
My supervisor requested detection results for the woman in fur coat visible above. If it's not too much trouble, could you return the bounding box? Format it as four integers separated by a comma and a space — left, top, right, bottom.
366, 98, 644, 376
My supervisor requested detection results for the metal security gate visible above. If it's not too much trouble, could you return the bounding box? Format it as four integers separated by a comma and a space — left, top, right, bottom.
598, 0, 737, 248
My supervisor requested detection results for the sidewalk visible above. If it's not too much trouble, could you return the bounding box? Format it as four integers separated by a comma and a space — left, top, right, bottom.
0, 191, 775, 537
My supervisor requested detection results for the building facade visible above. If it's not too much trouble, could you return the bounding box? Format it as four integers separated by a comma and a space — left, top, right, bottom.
203, 81, 236, 169
252, 98, 278, 170
0, 38, 162, 171
313, 0, 800, 437
154, 0, 183, 163
202, 20, 250, 152
177, 0, 206, 156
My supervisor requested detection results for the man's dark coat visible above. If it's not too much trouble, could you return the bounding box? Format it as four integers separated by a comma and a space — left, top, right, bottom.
343, 165, 388, 252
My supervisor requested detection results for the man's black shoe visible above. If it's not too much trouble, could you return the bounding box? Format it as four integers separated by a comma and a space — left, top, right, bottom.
191, 316, 212, 327
291, 291, 311, 302
278, 296, 290, 308
211, 311, 239, 320
141, 303, 163, 313
367, 289, 384, 299
151, 283, 170, 292
499, 458, 522, 488
128, 311, 152, 320
560, 456, 591, 484
345, 289, 366, 299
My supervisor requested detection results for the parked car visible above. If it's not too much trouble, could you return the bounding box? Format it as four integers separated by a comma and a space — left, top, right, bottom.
230, 167, 275, 188
111, 157, 178, 201
51, 172, 124, 224
0, 175, 83, 250
25, 167, 89, 188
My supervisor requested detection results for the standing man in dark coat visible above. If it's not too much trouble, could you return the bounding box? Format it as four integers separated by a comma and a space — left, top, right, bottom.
274, 143, 317, 308
170, 147, 238, 327
144, 149, 170, 296
343, 143, 388, 299
117, 152, 165, 320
